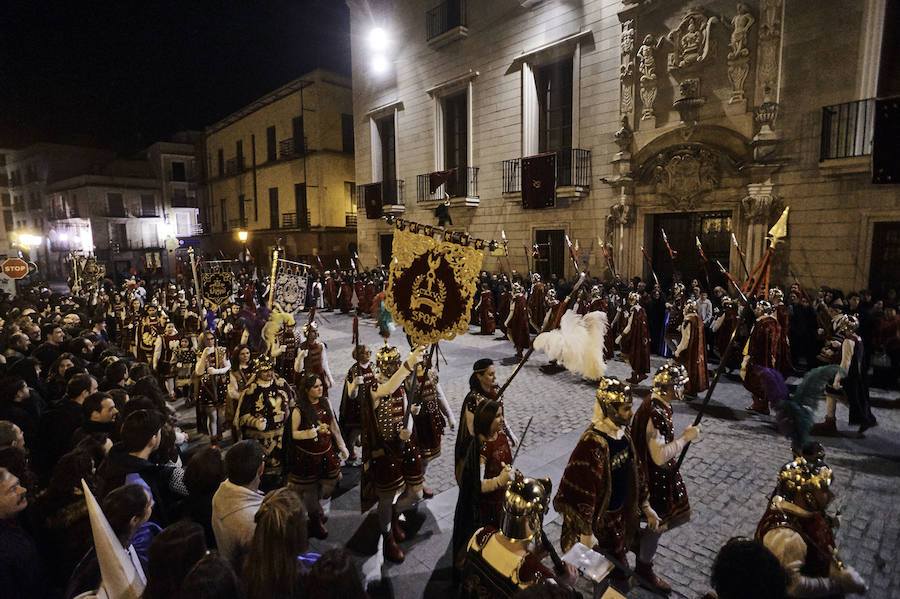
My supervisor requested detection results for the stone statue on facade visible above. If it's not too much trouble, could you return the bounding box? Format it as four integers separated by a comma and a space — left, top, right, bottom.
725, 3, 755, 60
638, 34, 658, 120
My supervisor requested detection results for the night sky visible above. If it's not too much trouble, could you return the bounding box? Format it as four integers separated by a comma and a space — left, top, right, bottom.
0, 0, 351, 153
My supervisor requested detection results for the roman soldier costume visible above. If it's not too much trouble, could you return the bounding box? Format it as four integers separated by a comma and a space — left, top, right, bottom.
478, 287, 496, 334
674, 300, 709, 397
505, 282, 530, 358
152, 323, 182, 400
771, 288, 794, 377
527, 273, 546, 332
354, 278, 367, 313
195, 344, 229, 409
341, 346, 375, 465
273, 320, 300, 382
411, 364, 456, 462
617, 292, 651, 384
323, 271, 337, 310
742, 300, 782, 415
460, 475, 575, 599
663, 283, 686, 357
136, 305, 163, 363
755, 457, 868, 598
360, 344, 425, 563
173, 340, 196, 403
296, 320, 334, 393
221, 304, 246, 355
711, 298, 741, 371
235, 356, 295, 484
630, 363, 698, 595
338, 276, 353, 313
554, 377, 668, 593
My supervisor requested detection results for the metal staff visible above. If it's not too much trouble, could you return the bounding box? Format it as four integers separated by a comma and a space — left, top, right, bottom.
510, 415, 533, 464
267, 243, 280, 310
640, 246, 660, 288
731, 232, 751, 280
675, 261, 749, 470
522, 242, 533, 275
696, 236, 712, 292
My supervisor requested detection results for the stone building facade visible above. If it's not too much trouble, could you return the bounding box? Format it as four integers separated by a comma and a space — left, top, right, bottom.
201, 69, 357, 266
348, 0, 899, 298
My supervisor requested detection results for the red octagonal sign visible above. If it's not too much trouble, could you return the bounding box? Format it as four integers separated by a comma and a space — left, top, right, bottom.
2, 258, 29, 280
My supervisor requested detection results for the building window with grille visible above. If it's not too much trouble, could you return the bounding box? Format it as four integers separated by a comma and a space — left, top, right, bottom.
535, 57, 573, 153
140, 194, 156, 217
266, 126, 277, 162
107, 193, 126, 217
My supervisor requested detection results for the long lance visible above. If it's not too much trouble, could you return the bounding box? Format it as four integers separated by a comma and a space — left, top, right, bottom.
496, 251, 587, 401
599, 237, 618, 281
661, 227, 678, 263
675, 260, 750, 470
510, 415, 533, 464
696, 236, 712, 292
640, 246, 660, 288
731, 232, 751, 281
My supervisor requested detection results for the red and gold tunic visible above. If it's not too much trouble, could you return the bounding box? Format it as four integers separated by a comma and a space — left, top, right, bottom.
774, 304, 793, 377
506, 295, 530, 352
620, 305, 651, 376
630, 397, 691, 529
527, 282, 546, 330
237, 377, 294, 477
459, 527, 555, 599
480, 432, 513, 526
157, 333, 181, 377
289, 400, 341, 485
340, 362, 373, 431
338, 281, 353, 313
274, 324, 299, 381
479, 292, 496, 334
412, 370, 446, 461
676, 313, 709, 396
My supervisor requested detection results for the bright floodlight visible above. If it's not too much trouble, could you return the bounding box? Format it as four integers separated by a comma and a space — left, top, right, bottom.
238, 230, 249, 242
58, 231, 69, 242
18, 233, 42, 248
368, 27, 388, 50
371, 54, 389, 74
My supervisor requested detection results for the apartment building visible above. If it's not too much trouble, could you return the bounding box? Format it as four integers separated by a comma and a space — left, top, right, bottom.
202, 69, 357, 264
348, 0, 899, 296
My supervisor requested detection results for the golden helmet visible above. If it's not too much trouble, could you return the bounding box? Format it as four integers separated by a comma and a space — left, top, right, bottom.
501, 473, 552, 541
683, 299, 698, 314
776, 457, 833, 511
375, 344, 402, 372
653, 361, 689, 389
769, 287, 784, 303
252, 355, 276, 374
595, 377, 633, 413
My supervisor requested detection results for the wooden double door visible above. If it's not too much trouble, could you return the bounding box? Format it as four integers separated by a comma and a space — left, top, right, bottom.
650, 211, 732, 291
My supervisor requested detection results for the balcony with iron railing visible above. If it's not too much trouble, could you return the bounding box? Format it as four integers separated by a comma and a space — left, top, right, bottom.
228, 218, 248, 230
356, 180, 405, 216
416, 166, 479, 206
345, 212, 358, 227
502, 148, 592, 201
281, 211, 312, 229
279, 137, 308, 160
224, 156, 245, 175
170, 194, 198, 209
818, 98, 880, 176
426, 0, 468, 46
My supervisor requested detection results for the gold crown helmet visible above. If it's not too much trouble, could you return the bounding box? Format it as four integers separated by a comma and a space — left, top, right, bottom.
302, 320, 318, 337
627, 291, 641, 306
834, 314, 859, 334
776, 457, 833, 511
501, 472, 552, 541
672, 282, 685, 296
683, 299, 698, 314
375, 344, 402, 372
755, 299, 774, 314
653, 361, 689, 389
769, 287, 784, 303
512, 282, 525, 296
596, 376, 633, 416
253, 355, 276, 374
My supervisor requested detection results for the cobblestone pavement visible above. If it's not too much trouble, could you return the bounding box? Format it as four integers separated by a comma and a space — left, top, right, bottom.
184, 311, 900, 598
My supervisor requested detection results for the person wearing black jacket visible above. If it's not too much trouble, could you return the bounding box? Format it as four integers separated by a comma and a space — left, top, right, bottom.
33, 373, 96, 482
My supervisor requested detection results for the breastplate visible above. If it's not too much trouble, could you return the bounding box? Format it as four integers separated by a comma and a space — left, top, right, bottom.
375, 389, 405, 441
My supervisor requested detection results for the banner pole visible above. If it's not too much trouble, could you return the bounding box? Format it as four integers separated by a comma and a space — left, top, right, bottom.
268, 246, 279, 310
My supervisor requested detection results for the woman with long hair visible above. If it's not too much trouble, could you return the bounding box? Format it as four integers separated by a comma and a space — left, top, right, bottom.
46, 352, 78, 399
451, 399, 514, 574
242, 487, 317, 599
142, 520, 207, 599
178, 554, 245, 599
226, 344, 253, 441
288, 373, 348, 540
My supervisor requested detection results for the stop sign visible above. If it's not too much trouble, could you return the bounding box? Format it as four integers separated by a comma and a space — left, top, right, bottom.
1, 258, 29, 280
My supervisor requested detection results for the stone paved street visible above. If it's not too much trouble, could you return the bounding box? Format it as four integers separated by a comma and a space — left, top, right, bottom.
186, 311, 900, 598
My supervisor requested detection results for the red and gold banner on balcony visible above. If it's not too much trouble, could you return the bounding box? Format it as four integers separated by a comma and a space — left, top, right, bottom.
521, 152, 556, 209
385, 220, 487, 346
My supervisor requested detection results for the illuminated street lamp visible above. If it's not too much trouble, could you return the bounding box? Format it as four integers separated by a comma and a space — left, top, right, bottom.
237, 230, 249, 243
17, 233, 43, 248
368, 26, 391, 75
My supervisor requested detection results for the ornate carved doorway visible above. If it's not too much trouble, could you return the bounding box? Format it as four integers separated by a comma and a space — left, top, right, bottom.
651, 211, 731, 291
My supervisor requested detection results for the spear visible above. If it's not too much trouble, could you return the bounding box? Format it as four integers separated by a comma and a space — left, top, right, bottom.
676, 260, 749, 470
661, 228, 678, 261
731, 232, 751, 280
521, 242, 532, 275
695, 236, 712, 291
640, 246, 660, 287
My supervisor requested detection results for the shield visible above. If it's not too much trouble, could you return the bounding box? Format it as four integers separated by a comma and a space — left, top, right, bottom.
385, 225, 484, 346
201, 271, 233, 308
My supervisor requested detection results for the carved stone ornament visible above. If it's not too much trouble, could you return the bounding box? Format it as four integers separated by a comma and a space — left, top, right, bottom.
620, 20, 635, 114
637, 34, 658, 120
727, 56, 751, 104
757, 0, 783, 93
614, 115, 634, 154
725, 3, 755, 104
662, 8, 720, 74
652, 148, 720, 210
741, 192, 780, 223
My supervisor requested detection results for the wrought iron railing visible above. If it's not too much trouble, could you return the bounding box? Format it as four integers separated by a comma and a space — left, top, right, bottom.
416, 166, 479, 202
281, 211, 311, 229
170, 194, 198, 208
426, 0, 467, 41
356, 180, 405, 210
820, 98, 876, 160
279, 137, 307, 160
345, 212, 358, 227
225, 156, 245, 175
228, 218, 248, 230
501, 148, 592, 193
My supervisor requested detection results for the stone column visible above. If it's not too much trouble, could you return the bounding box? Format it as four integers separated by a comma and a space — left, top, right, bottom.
606, 116, 634, 279
741, 182, 779, 268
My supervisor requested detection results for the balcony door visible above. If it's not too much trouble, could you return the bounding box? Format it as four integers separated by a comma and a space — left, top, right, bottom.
377, 114, 396, 203
536, 57, 573, 154
534, 229, 564, 279
443, 91, 467, 198
295, 183, 308, 228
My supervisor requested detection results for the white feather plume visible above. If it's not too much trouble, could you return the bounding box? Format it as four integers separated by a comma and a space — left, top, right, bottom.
533, 309, 608, 380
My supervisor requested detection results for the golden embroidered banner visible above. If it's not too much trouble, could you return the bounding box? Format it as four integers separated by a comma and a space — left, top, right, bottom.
273, 259, 309, 314
200, 271, 233, 308
385, 223, 484, 346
